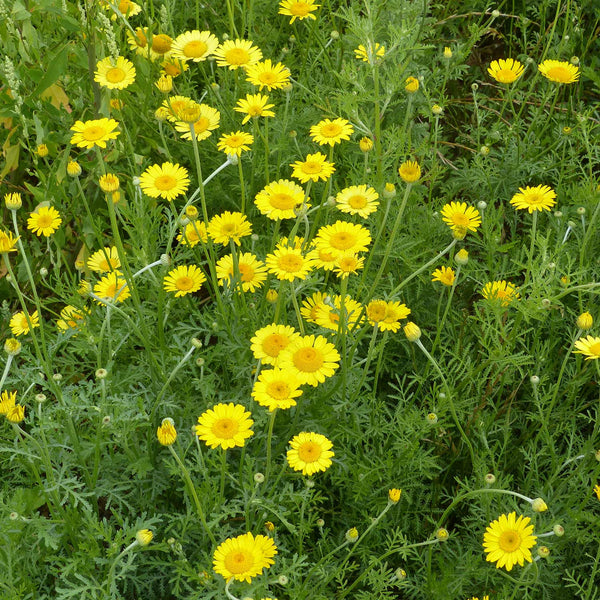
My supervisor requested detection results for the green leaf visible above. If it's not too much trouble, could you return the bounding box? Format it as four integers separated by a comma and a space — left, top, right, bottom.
31, 44, 70, 98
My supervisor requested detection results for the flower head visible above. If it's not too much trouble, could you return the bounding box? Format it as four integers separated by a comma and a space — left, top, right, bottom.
0, 230, 19, 254
99, 173, 120, 193
440, 201, 481, 233
70, 118, 120, 149
4, 338, 22, 356
314, 221, 371, 257
246, 59, 291, 91
309, 118, 354, 147
538, 59, 580, 84
431, 266, 455, 286
287, 432, 334, 475
278, 334, 340, 386
94, 56, 136, 90
173, 103, 220, 141
213, 532, 277, 583
366, 300, 411, 332
5, 193, 22, 210
0, 390, 17, 415
483, 512, 537, 571
139, 162, 190, 201
135, 529, 153, 546
27, 206, 62, 237
216, 252, 267, 292
172, 30, 218, 63
388, 488, 402, 503
251, 324, 300, 366
234, 93, 275, 125
510, 185, 557, 213
398, 160, 421, 183
481, 280, 520, 306
403, 322, 422, 342
57, 305, 88, 332
252, 368, 303, 411
487, 58, 525, 84
278, 0, 320, 23
177, 221, 208, 246
255, 179, 307, 220
93, 272, 131, 303
163, 265, 206, 297
195, 403, 254, 450
87, 246, 120, 273
266, 246, 315, 282
10, 310, 39, 337
405, 76, 419, 92
157, 418, 177, 445
573, 335, 600, 360
354, 43, 385, 64
335, 185, 379, 218
313, 294, 364, 332
217, 130, 254, 157
577, 312, 593, 330
6, 404, 25, 424
208, 211, 252, 246
214, 39, 263, 70
290, 152, 335, 183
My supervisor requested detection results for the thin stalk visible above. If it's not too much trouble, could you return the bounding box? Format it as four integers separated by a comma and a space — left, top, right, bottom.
265, 409, 277, 484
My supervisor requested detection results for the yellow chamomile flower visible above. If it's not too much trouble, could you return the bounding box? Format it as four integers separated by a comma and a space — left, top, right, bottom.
246, 59, 291, 91
398, 160, 421, 183
252, 368, 303, 411
37, 144, 49, 157
135, 529, 153, 546
251, 324, 301, 366
70, 118, 120, 149
278, 334, 340, 386
314, 294, 364, 332
171, 30, 219, 63
27, 206, 62, 237
157, 418, 177, 446
195, 403, 254, 450
431, 266, 455, 286
234, 93, 275, 125
217, 131, 254, 157
208, 211, 252, 246
287, 432, 334, 475
255, 179, 307, 220
538, 59, 580, 84
290, 152, 335, 183
163, 265, 206, 297
354, 43, 385, 64
213, 532, 277, 583
388, 488, 402, 503
174, 104, 221, 141
177, 221, 208, 246
309, 118, 354, 147
278, 0, 320, 23
214, 39, 263, 70
5, 192, 22, 210
359, 137, 373, 152
0, 230, 19, 253
216, 253, 267, 292
336, 185, 379, 218
10, 310, 39, 337
99, 173, 120, 193
94, 56, 136, 90
403, 322, 422, 342
139, 162, 190, 201
487, 58, 525, 84
483, 512, 537, 571
0, 390, 17, 415
314, 221, 372, 257
440, 201, 481, 233
573, 336, 600, 360
481, 280, 520, 306
405, 76, 419, 93
577, 312, 593, 330
93, 272, 131, 303
266, 246, 316, 282
510, 185, 557, 213
87, 246, 120, 273
366, 300, 411, 332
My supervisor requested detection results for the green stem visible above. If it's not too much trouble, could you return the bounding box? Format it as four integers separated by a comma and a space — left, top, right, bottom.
265, 409, 277, 484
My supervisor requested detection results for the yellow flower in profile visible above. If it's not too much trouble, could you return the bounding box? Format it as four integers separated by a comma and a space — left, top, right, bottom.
336, 185, 379, 218
403, 322, 421, 341
510, 185, 557, 213
37, 144, 49, 157
171, 30, 219, 62
440, 201, 481, 233
250, 323, 300, 366
161, 95, 194, 122
266, 246, 316, 281
6, 404, 25, 424
127, 27, 150, 55
314, 221, 372, 257
57, 305, 88, 333
313, 248, 339, 271
487, 58, 525, 84
10, 310, 39, 337
573, 335, 600, 360
300, 292, 329, 323
87, 246, 120, 273
246, 59, 291, 91
252, 368, 303, 411
94, 56, 136, 90
70, 118, 120, 149
538, 59, 580, 84
388, 488, 401, 503
161, 57, 189, 78
278, 334, 341, 386
0, 230, 19, 254
234, 93, 275, 125
195, 403, 254, 450
255, 179, 307, 220
359, 137, 373, 152
208, 211, 252, 246
217, 130, 254, 157
213, 532, 277, 583
314, 295, 364, 332
366, 300, 411, 332
4, 338, 22, 356
278, 0, 320, 23
214, 39, 263, 70
174, 104, 221, 141
309, 118, 354, 147
27, 206, 62, 237
481, 280, 520, 306
431, 266, 455, 286
576, 312, 593, 330
67, 160, 82, 177
290, 152, 335, 183
398, 160, 421, 183
139, 162, 190, 201
405, 76, 419, 92
333, 253, 364, 278
287, 432, 334, 475
483, 512, 537, 571
5, 192, 22, 210
216, 252, 267, 292
163, 265, 206, 297
177, 221, 208, 246
157, 418, 177, 446
93, 272, 131, 303
0, 390, 17, 415
99, 173, 120, 193
354, 43, 385, 64
103, 0, 142, 18
147, 33, 174, 60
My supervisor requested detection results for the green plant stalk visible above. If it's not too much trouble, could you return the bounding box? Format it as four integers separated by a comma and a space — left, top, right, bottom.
0, 355, 14, 391
219, 448, 228, 504
338, 275, 349, 399
264, 409, 277, 484
348, 324, 378, 404
373, 62, 383, 187
430, 265, 461, 356
524, 210, 538, 286
290, 282, 306, 334
225, 0, 238, 37
237, 160, 246, 214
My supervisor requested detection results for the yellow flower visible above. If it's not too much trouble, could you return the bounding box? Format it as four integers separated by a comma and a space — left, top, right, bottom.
6, 404, 25, 424
93, 272, 131, 303
431, 266, 455, 286
290, 152, 335, 183
255, 179, 307, 220
250, 323, 300, 366
314, 294, 364, 332
213, 532, 277, 583
234, 93, 275, 125
94, 56, 136, 90
403, 322, 421, 341
174, 104, 221, 141
398, 160, 421, 183
405, 76, 419, 92
481, 280, 520, 306
171, 30, 219, 62
108, 0, 142, 18
487, 58, 525, 84
333, 253, 364, 278
87, 246, 120, 273
301, 292, 331, 323
161, 56, 189, 77
440, 201, 481, 232
195, 403, 254, 450
309, 118, 354, 147
177, 221, 208, 246
483, 512, 537, 571
139, 162, 190, 201
99, 173, 120, 193
157, 418, 177, 446
163, 265, 206, 297
146, 33, 173, 60
287, 432, 334, 475
70, 118, 120, 149
216, 252, 267, 292
314, 221, 371, 257
443, 46, 452, 59
36, 144, 49, 157
67, 160, 82, 177
0, 230, 19, 253
10, 310, 39, 337
366, 300, 411, 332
214, 39, 263, 70
217, 130, 254, 157
0, 390, 17, 415
4, 192, 22, 210
335, 185, 379, 218
208, 211, 252, 246
354, 43, 385, 64
27, 206, 62, 237
510, 185, 557, 213
266, 246, 315, 282
573, 335, 600, 360
57, 305, 88, 332
155, 74, 173, 93
577, 312, 593, 330
594, 484, 600, 501
278, 334, 340, 387
135, 529, 153, 546
538, 59, 580, 84
245, 59, 291, 91
4, 338, 21, 356
278, 0, 320, 23
251, 368, 303, 411
388, 488, 401, 503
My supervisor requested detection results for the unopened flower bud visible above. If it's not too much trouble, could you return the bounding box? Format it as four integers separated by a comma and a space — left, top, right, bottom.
426, 412, 438, 424
266, 289, 278, 303
4, 338, 22, 356
135, 529, 153, 546
577, 312, 593, 330
95, 368, 108, 380
37, 144, 49, 157
435, 528, 449, 541
254, 472, 265, 483
35, 393, 47, 403
537, 545, 550, 558
443, 47, 452, 59
330, 30, 339, 39
480, 145, 490, 156
40, 267, 48, 277
477, 201, 487, 211
196, 357, 205, 367
359, 136, 374, 152
403, 322, 421, 342
491, 9, 500, 17
530, 375, 540, 386
395, 567, 407, 580
485, 473, 496, 484
102, 415, 111, 426
570, 56, 579, 65
278, 575, 289, 585
432, 104, 443, 115
316, 518, 325, 527
157, 417, 177, 446
383, 183, 396, 198
52, 373, 62, 382
265, 521, 275, 531
388, 488, 402, 503
4, 192, 22, 210
67, 160, 82, 177
577, 206, 586, 215
455, 249, 469, 265
531, 497, 548, 512
553, 524, 564, 537
345, 527, 359, 543
191, 337, 203, 348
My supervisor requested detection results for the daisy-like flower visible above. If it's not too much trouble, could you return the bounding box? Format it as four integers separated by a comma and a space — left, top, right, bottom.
483, 512, 537, 571
290, 152, 335, 183
309, 118, 354, 147
103, 0, 142, 18
163, 264, 206, 297
252, 368, 303, 411
538, 59, 580, 84
27, 206, 62, 237
0, 390, 17, 415
213, 532, 277, 583
366, 300, 411, 332
398, 160, 421, 183
440, 201, 481, 233
195, 403, 254, 450
594, 484, 600, 500
333, 253, 364, 278
313, 248, 339, 271
177, 221, 208, 246
266, 246, 316, 282
251, 324, 301, 366
216, 252, 267, 292
314, 221, 372, 257
127, 27, 150, 55
287, 432, 334, 475
510, 185, 557, 213
278, 334, 340, 386
70, 118, 120, 149
405, 76, 419, 93
573, 335, 600, 360
171, 30, 219, 63
314, 295, 364, 332
481, 280, 520, 306
217, 131, 254, 157
174, 104, 221, 141
214, 39, 263, 69
161, 95, 194, 122
278, 0, 320, 23
246, 59, 291, 91
157, 418, 177, 446
234, 93, 275, 125
208, 211, 252, 246
431, 266, 455, 286
94, 56, 136, 90
255, 179, 307, 220
335, 185, 379, 218
301, 292, 330, 323
161, 57, 189, 78
139, 162, 190, 201
147, 33, 174, 60
0, 230, 19, 254
6, 404, 25, 424
10, 310, 39, 337
93, 272, 131, 303
57, 305, 88, 333
354, 43, 385, 64
487, 58, 525, 84
87, 246, 120, 273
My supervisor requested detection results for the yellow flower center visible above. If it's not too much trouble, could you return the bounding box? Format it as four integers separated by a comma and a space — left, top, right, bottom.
320, 123, 342, 138
103, 282, 118, 297
82, 126, 108, 141
348, 194, 367, 209
163, 62, 182, 76
495, 69, 518, 83
98, 258, 118, 270
247, 103, 263, 116
451, 213, 469, 226
183, 40, 208, 58
338, 256, 357, 271
36, 214, 53, 228
298, 441, 321, 462
152, 34, 172, 54
319, 250, 336, 263
194, 117, 210, 133
302, 161, 323, 174
588, 342, 600, 356
269, 192, 296, 210
225, 135, 245, 148
221, 223, 236, 234
105, 67, 126, 83
224, 550, 254, 575
368, 303, 386, 321
225, 48, 250, 65
524, 193, 543, 205
169, 100, 187, 115
154, 175, 177, 191
293, 347, 323, 372
266, 381, 291, 400
498, 530, 521, 552
262, 333, 290, 357
329, 231, 356, 250
279, 254, 304, 271
259, 71, 277, 84
212, 417, 239, 439
546, 66, 571, 82
239, 263, 255, 282
175, 276, 195, 291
